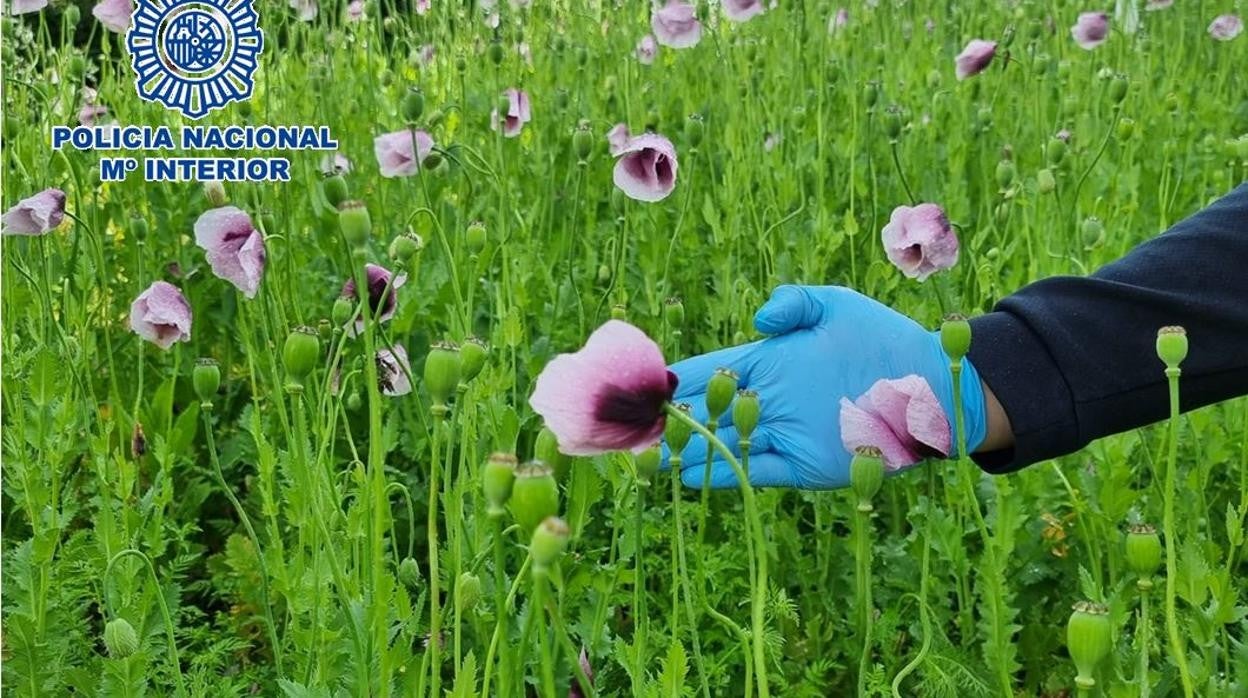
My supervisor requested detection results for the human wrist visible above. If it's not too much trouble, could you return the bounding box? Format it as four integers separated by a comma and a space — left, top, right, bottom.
975, 377, 1014, 453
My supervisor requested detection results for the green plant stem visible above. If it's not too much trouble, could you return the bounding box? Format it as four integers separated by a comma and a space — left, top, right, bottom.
428, 408, 448, 696
1138, 584, 1152, 698
891, 469, 935, 697
533, 572, 556, 697
632, 482, 647, 697
855, 506, 874, 696
490, 516, 511, 698
482, 553, 531, 698
1162, 367, 1195, 698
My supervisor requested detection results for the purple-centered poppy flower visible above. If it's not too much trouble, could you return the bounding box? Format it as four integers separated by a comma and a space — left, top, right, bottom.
11, 0, 48, 14
840, 376, 950, 470
374, 129, 435, 177
880, 202, 958, 281
828, 7, 848, 33
92, 0, 132, 32
568, 647, 595, 698
612, 133, 678, 203
636, 34, 657, 64
377, 344, 413, 396
491, 88, 532, 138
289, 0, 316, 20
530, 320, 676, 456
652, 1, 701, 48
341, 263, 408, 337
1145, 0, 1172, 10
320, 152, 352, 175
1209, 14, 1243, 40
723, 0, 763, 22
194, 206, 266, 299
129, 281, 192, 350
606, 123, 631, 156
954, 39, 997, 80
1071, 12, 1109, 49
2, 188, 66, 236
345, 0, 363, 21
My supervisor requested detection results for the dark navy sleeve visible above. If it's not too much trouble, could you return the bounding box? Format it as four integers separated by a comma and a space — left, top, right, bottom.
967, 182, 1248, 473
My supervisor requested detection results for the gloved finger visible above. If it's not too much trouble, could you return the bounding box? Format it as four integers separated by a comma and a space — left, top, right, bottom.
677, 426, 772, 469
669, 343, 756, 400
679, 452, 793, 489
753, 285, 826, 335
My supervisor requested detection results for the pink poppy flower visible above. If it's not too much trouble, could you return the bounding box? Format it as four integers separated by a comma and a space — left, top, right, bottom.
880, 202, 959, 281
1145, 0, 1172, 10
490, 88, 531, 138
529, 320, 677, 456
289, 0, 316, 20
954, 39, 997, 80
722, 0, 763, 22
416, 43, 436, 67
193, 206, 266, 299
828, 7, 848, 33
415, 0, 429, 14
377, 344, 413, 396
10, 0, 48, 14
340, 263, 407, 337
1071, 12, 1109, 50
652, 1, 701, 48
2, 188, 66, 236
1208, 15, 1242, 41
79, 101, 108, 126
840, 375, 951, 470
320, 152, 351, 175
92, 0, 132, 32
568, 648, 595, 698
345, 0, 364, 21
612, 133, 678, 203
636, 34, 657, 64
129, 281, 192, 350
373, 129, 435, 177
606, 123, 631, 156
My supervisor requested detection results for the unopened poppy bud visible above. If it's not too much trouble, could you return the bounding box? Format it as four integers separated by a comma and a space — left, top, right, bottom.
530, 516, 570, 574
883, 105, 903, 140
1080, 217, 1104, 249
483, 453, 518, 517
1067, 601, 1112, 689
664, 297, 685, 329
424, 341, 462, 410
259, 210, 276, 236
283, 326, 320, 386
976, 106, 993, 129
850, 446, 885, 511
398, 556, 422, 589
684, 114, 705, 147
1164, 92, 1180, 112
511, 462, 559, 534
635, 444, 661, 485
705, 368, 739, 422
1109, 75, 1128, 104
347, 391, 362, 411
400, 87, 425, 123
489, 41, 505, 65
864, 81, 879, 108
1000, 24, 1016, 47
317, 318, 333, 341
610, 304, 627, 320
456, 572, 482, 611
1125, 523, 1162, 587
1156, 326, 1187, 369
940, 313, 972, 362
665, 403, 694, 454
535, 427, 573, 482
1115, 117, 1136, 141
389, 232, 424, 264
733, 389, 760, 440
130, 216, 149, 242
338, 200, 372, 249
465, 221, 487, 253
1037, 168, 1056, 194
458, 337, 488, 386
131, 422, 147, 459
572, 123, 593, 160
63, 3, 80, 27
995, 159, 1016, 189
322, 173, 348, 207
597, 264, 611, 283
332, 295, 354, 328
193, 358, 221, 405
203, 180, 226, 207
104, 617, 140, 658
422, 151, 443, 171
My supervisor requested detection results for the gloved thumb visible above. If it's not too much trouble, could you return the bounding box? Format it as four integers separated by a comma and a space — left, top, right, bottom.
753, 285, 824, 335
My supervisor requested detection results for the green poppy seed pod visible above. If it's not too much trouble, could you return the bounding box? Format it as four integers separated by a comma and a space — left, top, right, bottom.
635, 444, 661, 485
1109, 75, 1128, 104
422, 151, 443, 171
610, 304, 627, 321
1125, 523, 1162, 586
316, 318, 333, 341
63, 3, 81, 27
398, 556, 422, 589
572, 123, 593, 160
203, 181, 227, 207
510, 462, 559, 534
458, 337, 488, 385
1080, 216, 1104, 246
424, 341, 462, 409
400, 87, 425, 123
535, 427, 573, 482
1164, 92, 1180, 112
465, 220, 487, 254
338, 200, 372, 250
665, 403, 694, 454
995, 159, 1017, 189
883, 105, 903, 140
1037, 168, 1056, 194
1116, 117, 1136, 141
732, 389, 760, 440
483, 453, 518, 517
322, 173, 349, 208
940, 313, 972, 362
597, 264, 611, 283
850, 446, 885, 512
389, 232, 424, 264
104, 617, 140, 658
864, 81, 879, 108
346, 391, 363, 412
1066, 601, 1112, 688
1156, 326, 1188, 369
455, 55, 467, 73
332, 295, 354, 328
130, 216, 149, 243
193, 358, 221, 405
705, 368, 739, 422
684, 114, 705, 147
1047, 137, 1067, 166
530, 516, 570, 574
489, 41, 505, 65
664, 297, 685, 328
456, 572, 482, 611
283, 327, 320, 386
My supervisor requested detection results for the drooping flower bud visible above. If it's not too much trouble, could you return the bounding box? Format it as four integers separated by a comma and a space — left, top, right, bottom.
332, 295, 354, 328
458, 337, 488, 386
398, 557, 422, 589
1125, 523, 1162, 588
510, 461, 559, 534
1037, 168, 1057, 194
635, 444, 661, 485
130, 216, 149, 243
530, 516, 570, 575
1116, 117, 1136, 141
455, 571, 482, 611
338, 200, 372, 250
1066, 601, 1112, 689
63, 3, 81, 27
995, 159, 1017, 189
193, 358, 221, 406
664, 297, 685, 329
400, 87, 425, 123
465, 220, 487, 254
864, 81, 879, 109
1156, 326, 1188, 370
535, 427, 573, 482
665, 403, 694, 455
283, 326, 320, 387
483, 453, 518, 517
203, 181, 227, 207
104, 617, 140, 658
940, 313, 972, 362
424, 341, 461, 410
1047, 137, 1068, 166
1108, 75, 1128, 104
705, 368, 739, 422
732, 389, 760, 441
322, 173, 348, 208
389, 232, 424, 264
850, 446, 885, 512
1080, 217, 1104, 248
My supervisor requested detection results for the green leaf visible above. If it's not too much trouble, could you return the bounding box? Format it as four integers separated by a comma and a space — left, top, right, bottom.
450, 652, 478, 698
659, 640, 687, 697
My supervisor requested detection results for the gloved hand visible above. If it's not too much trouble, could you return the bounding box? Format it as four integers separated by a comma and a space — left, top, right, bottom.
662, 285, 987, 489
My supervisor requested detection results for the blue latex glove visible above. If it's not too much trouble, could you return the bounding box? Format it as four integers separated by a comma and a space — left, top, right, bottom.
662, 285, 987, 489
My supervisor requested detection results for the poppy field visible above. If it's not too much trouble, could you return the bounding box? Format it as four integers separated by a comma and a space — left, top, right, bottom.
3, 0, 1248, 696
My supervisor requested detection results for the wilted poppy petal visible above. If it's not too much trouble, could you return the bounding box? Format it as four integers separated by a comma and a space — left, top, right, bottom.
374, 129, 435, 177
92, 0, 132, 32
652, 1, 702, 48
2, 188, 66, 236
129, 281, 192, 350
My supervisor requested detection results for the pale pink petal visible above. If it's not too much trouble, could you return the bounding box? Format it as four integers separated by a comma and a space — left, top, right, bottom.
2, 188, 66, 236
607, 123, 631, 156
377, 344, 413, 396
612, 133, 679, 203
828, 7, 848, 33
880, 203, 958, 281
320, 152, 352, 175
10, 0, 49, 15
373, 129, 435, 177
289, 0, 316, 20
636, 34, 657, 64
194, 206, 266, 299
415, 0, 429, 14
491, 88, 532, 138
722, 0, 763, 22
652, 1, 702, 48
92, 0, 131, 32
345, 0, 364, 21
839, 397, 919, 470
129, 281, 192, 350
954, 39, 996, 80
1071, 12, 1109, 50
1209, 15, 1242, 40
78, 103, 109, 127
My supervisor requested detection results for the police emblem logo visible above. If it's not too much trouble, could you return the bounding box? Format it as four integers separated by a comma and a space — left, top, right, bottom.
126, 0, 263, 119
